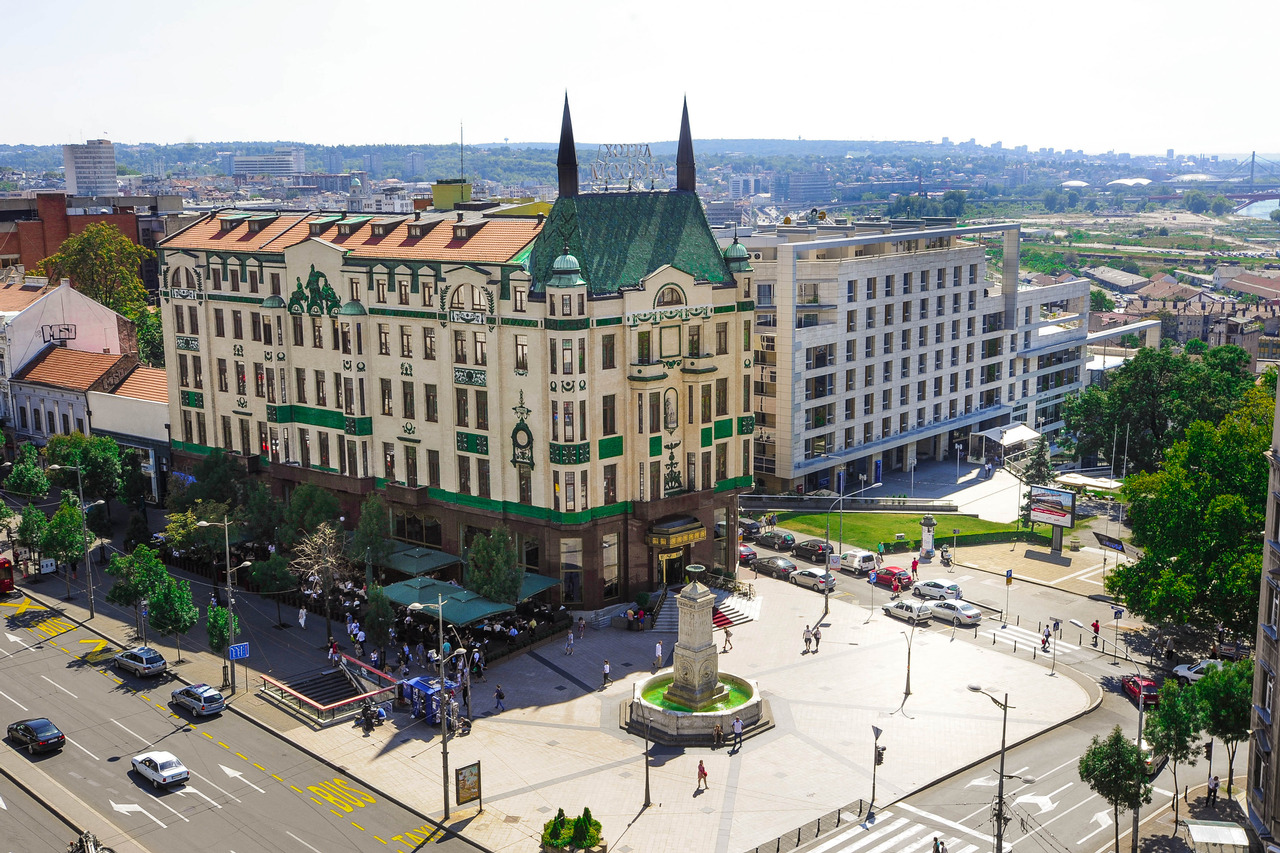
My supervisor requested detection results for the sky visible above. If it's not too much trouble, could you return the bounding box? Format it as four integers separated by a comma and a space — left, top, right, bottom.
7, 0, 1275, 155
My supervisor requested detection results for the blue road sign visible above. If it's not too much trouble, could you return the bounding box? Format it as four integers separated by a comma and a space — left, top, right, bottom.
1005, 569, 1013, 579
869, 571, 878, 584
1112, 608, 1125, 621
229, 642, 249, 661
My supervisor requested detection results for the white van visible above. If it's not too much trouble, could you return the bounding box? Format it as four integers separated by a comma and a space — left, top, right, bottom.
838, 548, 877, 576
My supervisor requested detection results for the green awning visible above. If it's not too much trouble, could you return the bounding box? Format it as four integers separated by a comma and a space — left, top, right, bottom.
520, 573, 560, 601
343, 535, 463, 578
383, 577, 515, 626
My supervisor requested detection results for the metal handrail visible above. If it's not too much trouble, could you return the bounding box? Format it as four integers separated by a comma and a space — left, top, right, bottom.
259, 671, 395, 723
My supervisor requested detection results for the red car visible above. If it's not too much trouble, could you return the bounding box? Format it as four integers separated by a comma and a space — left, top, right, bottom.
870, 568, 913, 591
1121, 675, 1161, 707
738, 544, 758, 566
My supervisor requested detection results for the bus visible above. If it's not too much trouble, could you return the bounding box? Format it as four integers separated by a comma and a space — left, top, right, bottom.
0, 557, 14, 595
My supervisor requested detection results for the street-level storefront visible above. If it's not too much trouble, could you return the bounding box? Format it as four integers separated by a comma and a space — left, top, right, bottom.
646, 515, 707, 585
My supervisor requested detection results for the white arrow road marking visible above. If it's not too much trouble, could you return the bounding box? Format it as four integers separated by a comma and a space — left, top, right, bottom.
0, 792, 6, 809
191, 770, 241, 802
0, 690, 28, 711
64, 737, 99, 760
1076, 810, 1113, 844
966, 775, 998, 787
286, 831, 327, 853
111, 800, 166, 828
5, 632, 31, 649
140, 789, 189, 823
1015, 783, 1073, 815
220, 764, 265, 793
40, 675, 78, 699
1014, 793, 1099, 842
176, 785, 222, 809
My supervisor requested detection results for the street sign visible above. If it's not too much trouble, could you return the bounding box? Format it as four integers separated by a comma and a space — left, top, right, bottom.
1005, 568, 1013, 587
952, 529, 960, 535
827, 553, 840, 571
869, 571, 878, 585
229, 642, 249, 661
872, 725, 883, 740
1113, 608, 1124, 621
1094, 532, 1125, 552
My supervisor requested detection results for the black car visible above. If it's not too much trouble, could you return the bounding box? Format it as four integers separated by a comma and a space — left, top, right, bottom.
739, 519, 762, 542
7, 718, 65, 753
751, 556, 798, 579
792, 539, 834, 563
755, 531, 795, 552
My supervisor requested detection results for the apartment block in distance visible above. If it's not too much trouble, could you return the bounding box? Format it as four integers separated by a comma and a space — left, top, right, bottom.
728, 220, 1089, 492
233, 147, 306, 178
62, 139, 118, 197
157, 98, 754, 612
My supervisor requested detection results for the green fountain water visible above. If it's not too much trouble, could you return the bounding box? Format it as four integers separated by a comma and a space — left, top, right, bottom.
641, 675, 752, 714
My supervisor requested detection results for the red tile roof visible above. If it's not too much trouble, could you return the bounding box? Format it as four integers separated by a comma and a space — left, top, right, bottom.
111, 366, 168, 404
13, 347, 126, 392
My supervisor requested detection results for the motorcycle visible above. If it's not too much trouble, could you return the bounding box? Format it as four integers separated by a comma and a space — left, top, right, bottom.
939, 544, 952, 567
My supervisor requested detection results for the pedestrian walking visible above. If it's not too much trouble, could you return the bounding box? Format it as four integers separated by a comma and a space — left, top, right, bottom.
494, 685, 506, 712
1041, 626, 1051, 652
399, 660, 409, 680
370, 648, 380, 670
473, 648, 486, 681
1208, 775, 1220, 807
602, 660, 612, 689
732, 715, 744, 751
911, 557, 919, 580
577, 617, 586, 639
1165, 636, 1175, 663
813, 626, 822, 651
940, 841, 948, 853
653, 640, 663, 671
722, 627, 733, 652
933, 838, 940, 853
565, 631, 575, 655
697, 760, 709, 790
298, 607, 307, 629
803, 626, 813, 652
891, 577, 901, 599
1091, 620, 1100, 647
329, 638, 339, 664
416, 641, 426, 667
637, 608, 645, 632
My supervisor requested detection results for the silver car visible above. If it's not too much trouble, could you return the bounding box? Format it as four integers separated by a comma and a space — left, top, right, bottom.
171, 683, 225, 716
931, 600, 983, 626
792, 568, 837, 592
114, 647, 167, 677
914, 580, 962, 600
131, 750, 189, 789
882, 600, 933, 625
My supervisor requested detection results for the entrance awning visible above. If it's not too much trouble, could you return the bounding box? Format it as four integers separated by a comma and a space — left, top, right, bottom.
645, 515, 706, 548
975, 423, 1041, 447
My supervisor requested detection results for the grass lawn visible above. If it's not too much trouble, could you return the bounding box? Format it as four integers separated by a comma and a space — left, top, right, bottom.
772, 512, 1018, 550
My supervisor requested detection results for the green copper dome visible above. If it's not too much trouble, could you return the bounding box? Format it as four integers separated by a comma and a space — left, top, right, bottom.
723, 237, 753, 273
336, 299, 368, 316
549, 245, 585, 288
261, 294, 286, 309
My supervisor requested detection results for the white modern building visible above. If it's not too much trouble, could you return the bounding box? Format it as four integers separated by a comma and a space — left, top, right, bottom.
720, 220, 1089, 493
62, 139, 118, 196
233, 147, 306, 177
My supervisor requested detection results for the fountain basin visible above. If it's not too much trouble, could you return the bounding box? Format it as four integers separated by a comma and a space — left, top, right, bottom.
626, 670, 769, 746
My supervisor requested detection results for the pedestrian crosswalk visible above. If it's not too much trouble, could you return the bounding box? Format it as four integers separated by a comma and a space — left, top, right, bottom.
798, 808, 998, 853
985, 623, 1079, 653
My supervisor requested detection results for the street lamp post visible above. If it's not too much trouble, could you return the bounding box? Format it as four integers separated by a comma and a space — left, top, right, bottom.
48, 464, 104, 618
955, 442, 964, 482
197, 516, 251, 693
968, 685, 1032, 853
412, 595, 458, 820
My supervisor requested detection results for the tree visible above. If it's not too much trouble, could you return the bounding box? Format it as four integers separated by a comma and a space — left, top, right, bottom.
1144, 680, 1201, 827
1185, 338, 1208, 355
249, 554, 295, 627
148, 577, 198, 662
1185, 191, 1210, 215
0, 500, 13, 544
45, 433, 122, 518
1109, 388, 1271, 634
1210, 195, 1231, 216
362, 585, 396, 667
103, 544, 170, 638
1196, 658, 1252, 796
170, 449, 248, 513
351, 493, 393, 587
1043, 190, 1063, 213
1078, 725, 1153, 853
1090, 290, 1115, 313
5, 444, 48, 498
14, 503, 47, 564
163, 501, 228, 553
135, 308, 164, 368
289, 522, 352, 641
1270, 208, 1280, 224
206, 605, 238, 656
121, 455, 151, 512
36, 222, 153, 318
123, 510, 152, 553
1017, 434, 1057, 530
1085, 199, 1099, 213
280, 484, 341, 550
234, 480, 284, 549
41, 491, 86, 576
465, 526, 522, 605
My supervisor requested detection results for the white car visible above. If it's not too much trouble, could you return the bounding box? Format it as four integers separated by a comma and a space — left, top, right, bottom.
882, 600, 933, 625
838, 549, 877, 575
931, 600, 983, 626
131, 751, 189, 788
913, 580, 962, 600
792, 568, 837, 592
1173, 659, 1219, 685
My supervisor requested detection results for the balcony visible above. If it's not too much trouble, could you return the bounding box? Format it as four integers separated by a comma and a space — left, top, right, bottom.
681, 352, 719, 376
628, 360, 670, 383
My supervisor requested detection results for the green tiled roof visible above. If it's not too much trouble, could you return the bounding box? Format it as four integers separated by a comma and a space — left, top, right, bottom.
530, 191, 735, 295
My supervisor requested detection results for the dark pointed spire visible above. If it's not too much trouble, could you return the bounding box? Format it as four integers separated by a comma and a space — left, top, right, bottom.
676, 96, 696, 192
557, 92, 578, 198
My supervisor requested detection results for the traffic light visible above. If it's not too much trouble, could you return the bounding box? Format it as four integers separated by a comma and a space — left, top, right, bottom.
875, 745, 886, 766
1204, 742, 1213, 760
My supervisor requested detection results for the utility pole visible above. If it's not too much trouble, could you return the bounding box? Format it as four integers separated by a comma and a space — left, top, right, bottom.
996, 693, 1009, 853
1132, 693, 1146, 853
869, 726, 883, 818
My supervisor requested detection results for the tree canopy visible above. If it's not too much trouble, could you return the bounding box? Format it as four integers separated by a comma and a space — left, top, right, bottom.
37, 222, 153, 319
351, 493, 393, 585
1144, 680, 1201, 825
465, 526, 521, 605
14, 503, 47, 558
1196, 658, 1252, 795
249, 553, 295, 627
1090, 290, 1115, 313
41, 491, 86, 571
280, 484, 341, 549
1078, 725, 1153, 853
5, 444, 48, 498
362, 585, 396, 663
149, 577, 199, 662
45, 432, 122, 512
1017, 434, 1058, 530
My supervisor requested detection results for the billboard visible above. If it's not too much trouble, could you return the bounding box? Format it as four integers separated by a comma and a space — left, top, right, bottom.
1028, 485, 1076, 528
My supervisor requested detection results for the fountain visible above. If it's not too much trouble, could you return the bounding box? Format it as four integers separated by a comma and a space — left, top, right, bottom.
625, 566, 770, 745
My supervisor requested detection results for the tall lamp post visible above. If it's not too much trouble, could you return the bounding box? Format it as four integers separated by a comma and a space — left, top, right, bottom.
197, 516, 251, 693
48, 464, 104, 617
968, 685, 1036, 853
955, 442, 965, 482
411, 596, 469, 821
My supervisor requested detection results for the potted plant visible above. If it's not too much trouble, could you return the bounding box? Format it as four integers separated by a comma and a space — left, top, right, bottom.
542, 807, 605, 852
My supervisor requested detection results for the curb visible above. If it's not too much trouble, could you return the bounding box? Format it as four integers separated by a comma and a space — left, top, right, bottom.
17, 584, 494, 853
0, 751, 85, 836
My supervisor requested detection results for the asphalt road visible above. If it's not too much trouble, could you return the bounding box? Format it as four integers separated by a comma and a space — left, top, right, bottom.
0, 770, 76, 853
0, 594, 475, 853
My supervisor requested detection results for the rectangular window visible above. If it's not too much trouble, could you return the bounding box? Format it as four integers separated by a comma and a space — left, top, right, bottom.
715, 377, 728, 416
602, 395, 617, 435
222, 415, 233, 450
562, 294, 572, 316
248, 270, 259, 293
637, 331, 650, 364
553, 470, 561, 510
232, 310, 243, 340
319, 432, 330, 468
551, 401, 559, 441
250, 312, 262, 342
650, 391, 661, 434
565, 471, 576, 511
178, 355, 188, 388
457, 456, 471, 494
293, 367, 306, 403
455, 388, 469, 427
687, 451, 697, 491
218, 358, 229, 392
196, 412, 207, 446
265, 367, 276, 403
476, 390, 489, 430
290, 315, 302, 346
402, 381, 415, 419
400, 326, 413, 358
743, 374, 752, 412
516, 335, 528, 371
427, 449, 440, 487
603, 465, 617, 505
233, 361, 246, 395
405, 446, 417, 487
174, 305, 187, 335
423, 328, 436, 360
563, 400, 575, 442
549, 339, 558, 375
308, 317, 320, 348
384, 442, 396, 481
474, 332, 487, 366
562, 339, 573, 374
424, 384, 438, 422
602, 334, 616, 370
578, 337, 586, 374
212, 268, 222, 290
478, 458, 491, 499
343, 376, 354, 414
398, 280, 410, 305
376, 279, 387, 303
518, 467, 531, 504
716, 322, 728, 355
715, 443, 727, 482
378, 323, 391, 355
650, 459, 660, 500
743, 320, 752, 351
192, 355, 203, 389
230, 269, 240, 292
454, 331, 467, 364
271, 272, 281, 296
340, 322, 352, 354
701, 384, 712, 423
514, 287, 527, 312
702, 451, 712, 491
298, 427, 311, 467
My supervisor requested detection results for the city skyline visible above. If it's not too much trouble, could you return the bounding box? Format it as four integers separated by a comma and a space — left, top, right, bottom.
7, 0, 1274, 155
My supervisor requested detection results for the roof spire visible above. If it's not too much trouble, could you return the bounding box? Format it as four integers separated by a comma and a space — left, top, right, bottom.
676, 96, 696, 192
557, 92, 579, 198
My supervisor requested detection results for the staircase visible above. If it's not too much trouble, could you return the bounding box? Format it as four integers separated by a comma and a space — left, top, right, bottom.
652, 605, 679, 633
280, 668, 360, 707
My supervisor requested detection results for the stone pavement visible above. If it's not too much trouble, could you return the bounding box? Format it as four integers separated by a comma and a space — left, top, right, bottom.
13, 553, 1094, 853
948, 542, 1131, 598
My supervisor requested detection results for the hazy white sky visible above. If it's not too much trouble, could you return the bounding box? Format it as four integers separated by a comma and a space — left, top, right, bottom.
8, 0, 1273, 155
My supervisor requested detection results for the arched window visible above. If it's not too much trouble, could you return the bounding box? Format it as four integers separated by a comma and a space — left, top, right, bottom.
656, 287, 684, 307
450, 286, 468, 309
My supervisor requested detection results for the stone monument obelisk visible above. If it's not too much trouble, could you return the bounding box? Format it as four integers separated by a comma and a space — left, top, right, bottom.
663, 566, 727, 710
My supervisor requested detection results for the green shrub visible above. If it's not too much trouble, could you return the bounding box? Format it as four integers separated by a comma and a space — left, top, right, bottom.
541, 806, 601, 849
634, 592, 651, 610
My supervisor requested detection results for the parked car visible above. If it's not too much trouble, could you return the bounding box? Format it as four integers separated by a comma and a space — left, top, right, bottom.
114, 647, 167, 677
931, 600, 983, 626
6, 718, 65, 753
739, 519, 762, 542
1121, 674, 1161, 708
751, 557, 797, 580
792, 539, 834, 563
838, 548, 877, 576
738, 544, 758, 566
791, 568, 837, 592
1217, 640, 1250, 661
882, 600, 934, 625
871, 568, 913, 590
131, 751, 189, 789
1173, 660, 1218, 686
1137, 737, 1167, 777
755, 532, 795, 552
914, 580, 962, 600
171, 684, 225, 716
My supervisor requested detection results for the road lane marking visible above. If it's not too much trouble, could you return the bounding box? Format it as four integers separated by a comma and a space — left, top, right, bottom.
253, 763, 266, 772
217, 741, 229, 749
111, 719, 150, 744
898, 803, 1014, 847
1153, 787, 1174, 797
220, 764, 264, 793
352, 822, 365, 831
178, 785, 222, 809
806, 816, 907, 853
0, 690, 29, 711
863, 823, 928, 853
286, 830, 326, 853
235, 752, 248, 760
65, 737, 100, 760
1014, 792, 1098, 842
191, 770, 242, 803
40, 675, 78, 698
111, 799, 166, 828
141, 788, 190, 822
372, 836, 385, 844
290, 784, 304, 793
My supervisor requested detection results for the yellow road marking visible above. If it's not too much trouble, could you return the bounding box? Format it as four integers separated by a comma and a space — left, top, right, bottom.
351, 822, 365, 831
202, 732, 214, 740
235, 752, 247, 761
0, 597, 47, 614
78, 639, 109, 654
291, 785, 303, 793
217, 742, 229, 749
141, 695, 149, 702
372, 836, 386, 844
253, 763, 266, 772
272, 774, 283, 782
310, 796, 322, 805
